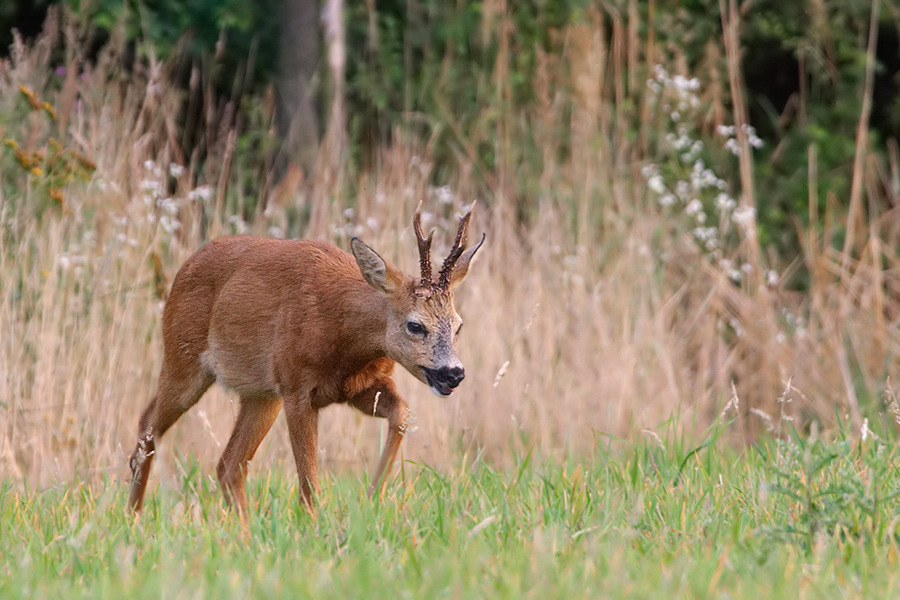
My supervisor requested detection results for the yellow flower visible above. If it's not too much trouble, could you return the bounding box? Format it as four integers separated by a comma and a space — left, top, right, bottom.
74, 153, 96, 172
31, 167, 44, 176
42, 102, 56, 120
18, 85, 42, 110
15, 151, 31, 168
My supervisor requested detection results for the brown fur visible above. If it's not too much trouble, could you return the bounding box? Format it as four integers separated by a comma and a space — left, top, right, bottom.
128, 210, 482, 518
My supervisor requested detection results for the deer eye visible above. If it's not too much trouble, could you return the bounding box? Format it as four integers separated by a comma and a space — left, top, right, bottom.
455, 323, 463, 336
406, 321, 427, 336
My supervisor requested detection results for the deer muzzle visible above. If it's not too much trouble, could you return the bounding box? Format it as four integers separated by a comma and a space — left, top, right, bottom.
421, 366, 465, 396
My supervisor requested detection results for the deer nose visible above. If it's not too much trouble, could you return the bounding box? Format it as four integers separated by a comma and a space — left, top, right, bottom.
436, 366, 465, 389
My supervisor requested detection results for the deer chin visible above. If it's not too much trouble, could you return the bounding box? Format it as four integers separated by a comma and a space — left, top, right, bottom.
420, 366, 455, 397
429, 383, 454, 397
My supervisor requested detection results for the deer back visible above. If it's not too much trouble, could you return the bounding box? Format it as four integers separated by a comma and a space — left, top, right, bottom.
161, 236, 389, 403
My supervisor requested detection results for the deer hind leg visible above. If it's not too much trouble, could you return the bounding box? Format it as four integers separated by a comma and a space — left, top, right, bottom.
347, 382, 411, 500
128, 367, 214, 512
216, 397, 283, 518
283, 395, 320, 511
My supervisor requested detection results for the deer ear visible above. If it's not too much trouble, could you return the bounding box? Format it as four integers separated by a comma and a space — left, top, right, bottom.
448, 233, 485, 288
351, 238, 405, 294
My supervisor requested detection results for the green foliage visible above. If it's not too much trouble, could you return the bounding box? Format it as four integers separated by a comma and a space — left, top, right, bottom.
655, 0, 895, 253
66, 0, 280, 85
2, 0, 895, 259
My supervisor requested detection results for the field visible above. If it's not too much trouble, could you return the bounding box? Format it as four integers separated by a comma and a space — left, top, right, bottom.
4, 423, 900, 598
2, 3, 899, 598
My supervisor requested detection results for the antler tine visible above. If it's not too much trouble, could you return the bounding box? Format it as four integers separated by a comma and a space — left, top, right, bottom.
437, 201, 476, 289
413, 200, 435, 286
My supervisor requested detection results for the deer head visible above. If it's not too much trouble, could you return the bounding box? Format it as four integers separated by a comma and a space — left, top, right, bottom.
351, 202, 485, 396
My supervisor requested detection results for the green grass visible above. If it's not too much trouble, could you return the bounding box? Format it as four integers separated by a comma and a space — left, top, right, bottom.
4, 426, 900, 599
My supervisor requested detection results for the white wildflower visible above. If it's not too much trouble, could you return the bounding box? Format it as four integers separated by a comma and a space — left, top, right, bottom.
732, 206, 756, 230
692, 227, 717, 241
437, 185, 454, 205
647, 175, 666, 195
158, 198, 179, 216
715, 193, 736, 212
685, 199, 703, 215
228, 215, 248, 234
160, 215, 181, 234
169, 163, 185, 178
141, 180, 163, 195
188, 185, 213, 202
716, 125, 735, 137
725, 138, 740, 155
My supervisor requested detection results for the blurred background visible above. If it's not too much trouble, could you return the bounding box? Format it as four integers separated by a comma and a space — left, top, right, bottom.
0, 0, 898, 486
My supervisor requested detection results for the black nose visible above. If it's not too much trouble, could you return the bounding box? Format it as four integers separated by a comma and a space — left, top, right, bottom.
437, 367, 465, 388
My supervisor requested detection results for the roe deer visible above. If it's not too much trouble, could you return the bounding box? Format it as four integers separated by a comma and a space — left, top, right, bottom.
128, 202, 484, 516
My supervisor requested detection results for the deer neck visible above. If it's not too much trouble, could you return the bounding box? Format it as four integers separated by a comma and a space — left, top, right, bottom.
341, 286, 391, 366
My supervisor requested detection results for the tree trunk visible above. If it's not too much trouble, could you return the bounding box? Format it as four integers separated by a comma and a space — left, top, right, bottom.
277, 0, 320, 176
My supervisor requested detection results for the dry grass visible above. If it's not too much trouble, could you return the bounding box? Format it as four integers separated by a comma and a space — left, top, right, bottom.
1, 6, 899, 490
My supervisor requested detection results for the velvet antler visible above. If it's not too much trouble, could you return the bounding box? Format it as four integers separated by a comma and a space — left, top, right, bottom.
437, 201, 477, 290
413, 200, 435, 287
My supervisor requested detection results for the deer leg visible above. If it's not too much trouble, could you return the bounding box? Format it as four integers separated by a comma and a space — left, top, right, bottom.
128, 367, 214, 512
370, 400, 411, 499
283, 395, 319, 511
216, 397, 283, 518
348, 383, 411, 499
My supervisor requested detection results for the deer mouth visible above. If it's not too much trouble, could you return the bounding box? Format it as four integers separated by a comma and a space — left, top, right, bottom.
420, 366, 459, 397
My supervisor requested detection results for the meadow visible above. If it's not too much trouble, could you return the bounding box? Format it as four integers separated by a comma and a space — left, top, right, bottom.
1, 2, 899, 597
5, 423, 900, 599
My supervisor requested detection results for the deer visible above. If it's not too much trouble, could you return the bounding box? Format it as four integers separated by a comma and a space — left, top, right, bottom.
127, 202, 484, 517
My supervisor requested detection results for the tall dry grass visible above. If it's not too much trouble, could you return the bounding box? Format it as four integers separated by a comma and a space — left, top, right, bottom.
1, 5, 899, 489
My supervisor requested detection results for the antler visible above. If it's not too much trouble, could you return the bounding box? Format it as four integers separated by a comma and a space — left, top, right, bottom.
413, 200, 434, 287
437, 201, 475, 289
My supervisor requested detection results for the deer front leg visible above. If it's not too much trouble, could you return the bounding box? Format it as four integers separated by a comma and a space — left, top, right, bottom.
283, 395, 319, 511
348, 382, 411, 499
